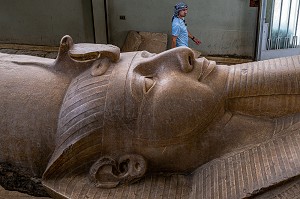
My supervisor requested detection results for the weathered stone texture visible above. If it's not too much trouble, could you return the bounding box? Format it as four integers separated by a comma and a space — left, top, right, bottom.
122, 30, 167, 53
138, 31, 168, 53
121, 30, 142, 52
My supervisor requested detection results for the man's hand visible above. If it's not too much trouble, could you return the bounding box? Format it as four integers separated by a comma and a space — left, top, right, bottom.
192, 37, 201, 45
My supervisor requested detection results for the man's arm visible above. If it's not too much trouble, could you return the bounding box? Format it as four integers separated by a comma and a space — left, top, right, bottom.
188, 31, 201, 45
171, 35, 177, 48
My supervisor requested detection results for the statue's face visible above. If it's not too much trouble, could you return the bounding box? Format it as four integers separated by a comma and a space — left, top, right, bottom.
129, 47, 229, 170
131, 48, 225, 139
43, 47, 230, 196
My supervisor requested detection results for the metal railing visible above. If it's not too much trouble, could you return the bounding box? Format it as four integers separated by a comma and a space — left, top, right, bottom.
266, 0, 300, 50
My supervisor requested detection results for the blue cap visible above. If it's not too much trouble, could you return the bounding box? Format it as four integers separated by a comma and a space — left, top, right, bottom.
172, 2, 188, 21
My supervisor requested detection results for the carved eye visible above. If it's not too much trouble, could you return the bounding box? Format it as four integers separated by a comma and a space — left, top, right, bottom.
143, 76, 156, 93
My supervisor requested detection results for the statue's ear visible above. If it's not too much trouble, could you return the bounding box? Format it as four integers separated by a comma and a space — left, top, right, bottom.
89, 154, 147, 188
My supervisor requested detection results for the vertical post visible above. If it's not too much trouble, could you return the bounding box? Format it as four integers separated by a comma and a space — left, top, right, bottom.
267, 0, 275, 50
292, 0, 300, 47
255, 0, 267, 60
104, 0, 110, 43
91, 0, 108, 44
275, 0, 283, 49
284, 0, 292, 48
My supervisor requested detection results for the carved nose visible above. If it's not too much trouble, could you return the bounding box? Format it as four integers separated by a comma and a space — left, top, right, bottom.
173, 47, 195, 73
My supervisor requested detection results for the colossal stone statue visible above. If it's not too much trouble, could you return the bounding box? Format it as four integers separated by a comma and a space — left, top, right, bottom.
0, 35, 300, 199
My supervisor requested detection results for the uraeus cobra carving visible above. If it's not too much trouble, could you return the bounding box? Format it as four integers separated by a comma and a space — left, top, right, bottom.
0, 35, 300, 198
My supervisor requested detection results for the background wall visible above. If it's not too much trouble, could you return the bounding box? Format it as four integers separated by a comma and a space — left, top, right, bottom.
0, 0, 259, 58
108, 0, 258, 57
0, 0, 95, 46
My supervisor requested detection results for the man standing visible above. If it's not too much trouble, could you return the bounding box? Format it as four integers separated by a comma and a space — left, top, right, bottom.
171, 2, 201, 48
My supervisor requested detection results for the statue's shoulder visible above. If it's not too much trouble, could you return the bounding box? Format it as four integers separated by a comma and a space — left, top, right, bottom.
42, 124, 300, 198
191, 126, 300, 198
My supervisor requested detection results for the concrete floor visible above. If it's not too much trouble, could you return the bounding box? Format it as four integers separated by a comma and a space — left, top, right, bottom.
206, 55, 252, 65
0, 44, 58, 59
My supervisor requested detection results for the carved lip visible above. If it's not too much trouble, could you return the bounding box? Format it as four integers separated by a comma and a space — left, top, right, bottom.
198, 59, 216, 81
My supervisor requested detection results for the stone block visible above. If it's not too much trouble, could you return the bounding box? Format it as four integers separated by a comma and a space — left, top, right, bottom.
121, 30, 142, 52
138, 31, 167, 53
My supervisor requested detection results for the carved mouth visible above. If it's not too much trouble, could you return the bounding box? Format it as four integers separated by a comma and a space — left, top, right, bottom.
198, 59, 216, 81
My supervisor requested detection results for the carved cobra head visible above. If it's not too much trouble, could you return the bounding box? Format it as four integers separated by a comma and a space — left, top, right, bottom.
43, 45, 230, 196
